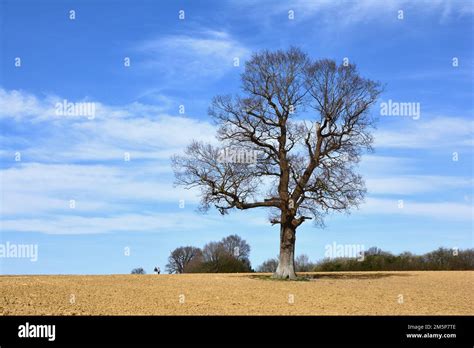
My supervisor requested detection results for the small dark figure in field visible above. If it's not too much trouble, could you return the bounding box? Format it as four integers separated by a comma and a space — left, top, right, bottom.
154, 266, 161, 274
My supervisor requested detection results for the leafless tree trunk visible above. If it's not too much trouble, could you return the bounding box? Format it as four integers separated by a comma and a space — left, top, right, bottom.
275, 223, 297, 278
172, 48, 382, 279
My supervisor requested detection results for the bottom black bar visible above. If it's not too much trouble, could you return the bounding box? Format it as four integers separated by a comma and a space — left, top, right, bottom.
0, 316, 472, 346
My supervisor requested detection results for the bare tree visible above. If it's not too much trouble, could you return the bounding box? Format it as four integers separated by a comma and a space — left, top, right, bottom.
172, 48, 382, 279
166, 246, 203, 274
220, 234, 251, 261
201, 241, 227, 272
202, 241, 226, 263
202, 240, 252, 273
257, 257, 279, 273
295, 254, 314, 272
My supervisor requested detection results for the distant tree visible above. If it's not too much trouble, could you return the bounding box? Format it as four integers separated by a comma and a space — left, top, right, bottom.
202, 241, 227, 264
456, 248, 474, 270
201, 239, 252, 273
295, 254, 314, 272
221, 234, 251, 261
166, 246, 203, 274
131, 267, 146, 274
183, 255, 206, 273
365, 247, 385, 256
166, 235, 253, 274
424, 247, 451, 270
201, 253, 253, 273
257, 258, 279, 273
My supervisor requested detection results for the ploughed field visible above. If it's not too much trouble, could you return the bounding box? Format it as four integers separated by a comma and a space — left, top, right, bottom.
1, 271, 472, 315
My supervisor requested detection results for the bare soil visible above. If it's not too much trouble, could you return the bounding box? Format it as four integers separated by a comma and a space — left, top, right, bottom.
1, 271, 472, 315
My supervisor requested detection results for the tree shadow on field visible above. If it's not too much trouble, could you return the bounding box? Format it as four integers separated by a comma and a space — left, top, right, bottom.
250, 272, 412, 281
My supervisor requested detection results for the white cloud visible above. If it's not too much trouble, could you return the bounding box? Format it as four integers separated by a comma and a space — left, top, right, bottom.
0, 89, 57, 121
0, 88, 179, 122
0, 213, 214, 235
0, 88, 218, 224
240, 0, 474, 25
360, 197, 473, 221
359, 155, 413, 175
136, 30, 250, 79
0, 163, 203, 216
0, 210, 270, 235
374, 116, 473, 149
1, 88, 472, 234
366, 175, 473, 195
0, 88, 217, 161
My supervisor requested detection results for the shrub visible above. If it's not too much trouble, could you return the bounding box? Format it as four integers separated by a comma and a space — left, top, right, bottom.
131, 267, 146, 274
313, 247, 474, 271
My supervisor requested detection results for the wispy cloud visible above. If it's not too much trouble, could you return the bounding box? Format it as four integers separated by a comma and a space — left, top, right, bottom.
0, 163, 201, 216
374, 116, 473, 149
0, 88, 218, 232
1, 87, 473, 234
0, 213, 221, 235
366, 175, 473, 195
359, 155, 414, 175
236, 0, 474, 25
0, 88, 217, 162
359, 197, 472, 221
0, 210, 270, 235
136, 29, 250, 80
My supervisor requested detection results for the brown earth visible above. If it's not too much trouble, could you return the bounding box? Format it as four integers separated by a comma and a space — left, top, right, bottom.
0, 271, 472, 315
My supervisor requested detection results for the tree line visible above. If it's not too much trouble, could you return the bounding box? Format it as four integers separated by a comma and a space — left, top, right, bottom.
258, 247, 474, 272
132, 245, 474, 274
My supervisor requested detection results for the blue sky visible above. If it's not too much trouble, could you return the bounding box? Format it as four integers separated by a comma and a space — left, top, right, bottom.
0, 0, 473, 274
